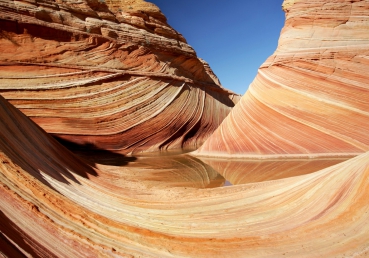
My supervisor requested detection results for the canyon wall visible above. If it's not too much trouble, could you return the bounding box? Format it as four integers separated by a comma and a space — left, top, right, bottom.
0, 0, 239, 154
2, 1, 369, 256
195, 0, 369, 158
1, 93, 369, 257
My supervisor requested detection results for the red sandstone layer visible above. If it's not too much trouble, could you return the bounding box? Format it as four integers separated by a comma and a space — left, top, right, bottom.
194, 0, 369, 158
2, 1, 369, 257
0, 0, 239, 154
1, 93, 369, 257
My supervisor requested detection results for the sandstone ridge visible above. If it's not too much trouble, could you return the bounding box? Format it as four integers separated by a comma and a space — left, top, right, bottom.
194, 0, 369, 158
0, 0, 240, 154
1, 94, 369, 257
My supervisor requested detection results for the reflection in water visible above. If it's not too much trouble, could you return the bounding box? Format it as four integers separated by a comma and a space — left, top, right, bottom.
224, 180, 233, 186
126, 155, 226, 188
74, 151, 226, 189
198, 157, 351, 185
70, 149, 351, 188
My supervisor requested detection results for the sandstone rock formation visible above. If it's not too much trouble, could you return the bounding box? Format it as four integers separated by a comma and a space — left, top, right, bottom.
2, 94, 369, 257
194, 0, 369, 158
0, 0, 239, 154
3, 0, 369, 257
198, 157, 349, 185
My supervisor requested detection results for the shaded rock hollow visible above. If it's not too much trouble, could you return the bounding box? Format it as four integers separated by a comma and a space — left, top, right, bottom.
0, 0, 239, 154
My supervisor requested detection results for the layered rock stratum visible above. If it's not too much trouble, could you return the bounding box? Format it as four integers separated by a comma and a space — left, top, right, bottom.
2, 0, 369, 257
2, 93, 369, 257
198, 156, 349, 185
0, 0, 239, 154
194, 0, 369, 158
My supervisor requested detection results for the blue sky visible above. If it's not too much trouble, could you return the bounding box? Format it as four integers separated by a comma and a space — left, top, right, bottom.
149, 1, 285, 95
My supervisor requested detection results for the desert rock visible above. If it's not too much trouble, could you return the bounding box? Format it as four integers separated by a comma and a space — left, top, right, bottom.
1, 94, 369, 257
194, 0, 369, 158
0, 0, 239, 154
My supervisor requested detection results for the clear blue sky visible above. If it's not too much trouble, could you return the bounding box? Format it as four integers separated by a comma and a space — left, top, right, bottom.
149, 1, 285, 95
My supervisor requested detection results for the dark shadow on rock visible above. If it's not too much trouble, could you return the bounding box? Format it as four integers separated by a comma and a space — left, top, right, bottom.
0, 210, 57, 258
0, 232, 27, 258
203, 85, 238, 108
53, 136, 137, 167
0, 20, 106, 43
0, 95, 98, 189
0, 31, 20, 46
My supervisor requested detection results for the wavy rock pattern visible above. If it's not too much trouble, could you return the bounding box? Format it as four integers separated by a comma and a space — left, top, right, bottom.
194, 0, 369, 158
2, 0, 369, 257
198, 157, 350, 185
2, 93, 369, 257
0, 0, 239, 154
74, 150, 226, 189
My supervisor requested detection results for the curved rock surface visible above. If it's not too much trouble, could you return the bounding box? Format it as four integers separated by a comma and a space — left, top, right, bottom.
198, 156, 350, 185
194, 0, 369, 158
2, 91, 369, 257
0, 0, 239, 154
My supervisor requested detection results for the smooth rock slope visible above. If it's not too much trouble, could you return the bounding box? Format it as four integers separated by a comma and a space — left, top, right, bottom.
1, 94, 369, 257
2, 0, 369, 257
194, 0, 369, 158
0, 0, 239, 154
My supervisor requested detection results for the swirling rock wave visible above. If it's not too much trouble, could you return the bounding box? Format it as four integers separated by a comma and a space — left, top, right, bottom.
0, 0, 239, 154
2, 94, 369, 257
194, 0, 369, 158
2, 0, 369, 257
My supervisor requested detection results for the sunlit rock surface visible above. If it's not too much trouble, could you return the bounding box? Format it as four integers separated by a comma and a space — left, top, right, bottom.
194, 0, 369, 158
0, 0, 239, 154
198, 156, 351, 185
2, 94, 369, 257
2, 0, 369, 257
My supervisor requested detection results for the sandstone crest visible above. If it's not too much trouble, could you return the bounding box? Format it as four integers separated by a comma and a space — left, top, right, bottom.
194, 0, 369, 158
0, 0, 239, 154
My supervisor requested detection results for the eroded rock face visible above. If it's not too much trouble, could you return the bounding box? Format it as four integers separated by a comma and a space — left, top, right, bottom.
3, 1, 369, 257
194, 0, 369, 158
2, 94, 369, 257
0, 0, 239, 154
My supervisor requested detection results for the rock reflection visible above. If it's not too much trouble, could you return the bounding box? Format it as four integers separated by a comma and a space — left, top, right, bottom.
127, 155, 226, 188
75, 151, 226, 189
198, 157, 351, 185
71, 149, 351, 188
